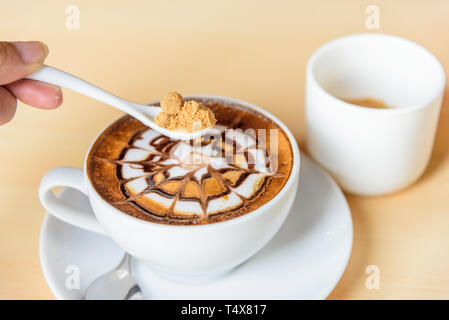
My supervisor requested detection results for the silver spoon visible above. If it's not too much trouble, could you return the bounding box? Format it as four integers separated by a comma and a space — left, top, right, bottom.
26, 65, 211, 141
84, 253, 143, 300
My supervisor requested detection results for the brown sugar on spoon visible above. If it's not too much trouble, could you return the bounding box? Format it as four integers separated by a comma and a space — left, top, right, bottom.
155, 91, 216, 132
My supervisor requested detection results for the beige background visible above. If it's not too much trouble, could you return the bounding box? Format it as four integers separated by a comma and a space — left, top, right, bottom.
1, 0, 449, 299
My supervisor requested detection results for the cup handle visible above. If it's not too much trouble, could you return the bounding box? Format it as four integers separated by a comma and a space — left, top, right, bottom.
39, 167, 107, 235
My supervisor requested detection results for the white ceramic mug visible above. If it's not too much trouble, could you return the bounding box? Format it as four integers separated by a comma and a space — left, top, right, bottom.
39, 95, 300, 281
306, 33, 445, 196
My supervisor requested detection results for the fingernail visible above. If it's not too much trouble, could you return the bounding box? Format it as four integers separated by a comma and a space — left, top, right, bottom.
12, 41, 49, 64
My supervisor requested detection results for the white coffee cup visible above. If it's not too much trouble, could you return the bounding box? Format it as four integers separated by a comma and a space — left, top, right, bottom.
306, 33, 445, 196
39, 95, 300, 281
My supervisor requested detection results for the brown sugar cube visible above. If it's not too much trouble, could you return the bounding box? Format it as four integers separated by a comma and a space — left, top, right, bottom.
155, 112, 171, 128
155, 91, 216, 133
193, 108, 216, 128
160, 91, 183, 115
183, 100, 201, 114
199, 108, 216, 127
165, 115, 179, 131
185, 101, 216, 130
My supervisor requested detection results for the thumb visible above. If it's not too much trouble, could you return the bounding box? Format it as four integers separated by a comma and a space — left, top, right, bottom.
0, 41, 48, 85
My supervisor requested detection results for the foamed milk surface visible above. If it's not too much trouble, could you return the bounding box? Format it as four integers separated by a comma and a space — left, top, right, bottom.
120, 125, 274, 218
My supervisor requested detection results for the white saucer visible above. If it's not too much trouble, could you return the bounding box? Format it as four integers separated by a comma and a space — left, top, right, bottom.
39, 155, 352, 300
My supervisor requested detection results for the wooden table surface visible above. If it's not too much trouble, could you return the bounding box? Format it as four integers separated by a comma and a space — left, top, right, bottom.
1, 0, 448, 299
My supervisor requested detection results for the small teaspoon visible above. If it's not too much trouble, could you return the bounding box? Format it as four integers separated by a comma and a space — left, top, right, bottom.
26, 65, 211, 140
84, 253, 143, 300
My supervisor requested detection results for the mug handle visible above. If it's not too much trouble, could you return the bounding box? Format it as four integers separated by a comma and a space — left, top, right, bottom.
39, 167, 107, 235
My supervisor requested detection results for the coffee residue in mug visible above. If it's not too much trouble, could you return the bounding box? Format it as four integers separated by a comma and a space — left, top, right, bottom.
344, 98, 392, 109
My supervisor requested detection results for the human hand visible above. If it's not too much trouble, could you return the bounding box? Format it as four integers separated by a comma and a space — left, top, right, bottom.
0, 41, 63, 125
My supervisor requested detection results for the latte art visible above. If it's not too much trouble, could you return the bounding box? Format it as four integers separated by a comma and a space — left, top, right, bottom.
116, 125, 278, 219
87, 99, 293, 225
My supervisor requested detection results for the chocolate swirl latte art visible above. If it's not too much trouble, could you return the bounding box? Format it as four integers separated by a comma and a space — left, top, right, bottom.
116, 125, 280, 220
87, 100, 293, 225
